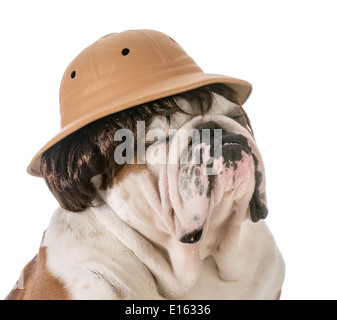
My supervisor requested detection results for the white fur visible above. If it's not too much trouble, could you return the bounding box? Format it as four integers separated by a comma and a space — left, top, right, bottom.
42, 205, 284, 299
41, 95, 285, 299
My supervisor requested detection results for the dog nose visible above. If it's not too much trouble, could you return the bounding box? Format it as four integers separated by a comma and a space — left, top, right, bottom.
180, 228, 203, 244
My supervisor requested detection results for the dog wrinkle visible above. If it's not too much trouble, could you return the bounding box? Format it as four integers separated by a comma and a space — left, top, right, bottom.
91, 269, 127, 299
88, 230, 103, 238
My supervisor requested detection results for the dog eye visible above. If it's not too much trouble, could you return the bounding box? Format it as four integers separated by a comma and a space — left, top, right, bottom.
231, 114, 244, 120
230, 114, 246, 126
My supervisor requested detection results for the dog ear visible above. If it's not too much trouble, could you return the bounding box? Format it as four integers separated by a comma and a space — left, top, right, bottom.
249, 189, 268, 222
249, 154, 268, 223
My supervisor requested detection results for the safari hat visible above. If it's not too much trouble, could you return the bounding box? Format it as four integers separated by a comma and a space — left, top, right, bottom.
27, 29, 252, 176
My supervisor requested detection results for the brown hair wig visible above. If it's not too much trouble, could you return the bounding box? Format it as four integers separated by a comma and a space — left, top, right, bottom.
40, 84, 249, 212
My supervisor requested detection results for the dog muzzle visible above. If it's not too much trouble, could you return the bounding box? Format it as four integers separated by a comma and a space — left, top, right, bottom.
164, 116, 268, 244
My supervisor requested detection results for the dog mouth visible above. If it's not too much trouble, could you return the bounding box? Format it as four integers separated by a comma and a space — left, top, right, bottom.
179, 227, 203, 244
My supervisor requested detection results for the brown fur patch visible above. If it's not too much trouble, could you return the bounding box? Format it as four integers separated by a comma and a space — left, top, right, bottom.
5, 247, 70, 300
113, 162, 147, 185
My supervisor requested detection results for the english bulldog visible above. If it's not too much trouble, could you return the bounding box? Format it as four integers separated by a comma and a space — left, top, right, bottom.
6, 84, 285, 300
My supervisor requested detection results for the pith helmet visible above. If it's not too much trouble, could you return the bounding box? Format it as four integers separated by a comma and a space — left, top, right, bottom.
27, 29, 252, 176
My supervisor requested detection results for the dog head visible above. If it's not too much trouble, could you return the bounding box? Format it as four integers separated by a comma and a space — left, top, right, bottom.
40, 84, 267, 247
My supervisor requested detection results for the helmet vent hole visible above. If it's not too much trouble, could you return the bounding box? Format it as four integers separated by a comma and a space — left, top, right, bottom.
121, 48, 130, 56
70, 71, 76, 79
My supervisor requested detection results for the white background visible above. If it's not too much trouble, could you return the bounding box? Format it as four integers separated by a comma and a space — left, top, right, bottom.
1, 0, 336, 300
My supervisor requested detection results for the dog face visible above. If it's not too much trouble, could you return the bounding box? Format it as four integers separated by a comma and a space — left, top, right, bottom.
93, 92, 267, 249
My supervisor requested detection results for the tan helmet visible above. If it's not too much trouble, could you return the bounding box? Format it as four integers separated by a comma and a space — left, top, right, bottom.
27, 29, 252, 177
